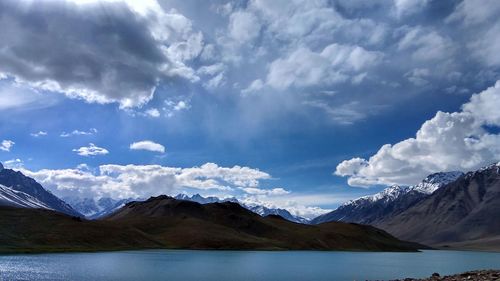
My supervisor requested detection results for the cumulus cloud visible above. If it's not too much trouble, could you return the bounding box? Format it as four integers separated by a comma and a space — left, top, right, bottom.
20, 162, 272, 199
130, 140, 165, 153
73, 143, 109, 157
0, 140, 14, 152
335, 81, 500, 187
0, 0, 203, 108
60, 128, 97, 138
267, 44, 382, 90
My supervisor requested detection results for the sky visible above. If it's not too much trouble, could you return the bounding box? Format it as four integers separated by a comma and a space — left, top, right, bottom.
0, 0, 500, 218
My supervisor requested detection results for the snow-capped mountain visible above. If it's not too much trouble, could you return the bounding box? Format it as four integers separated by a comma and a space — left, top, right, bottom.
379, 163, 500, 247
175, 193, 309, 224
409, 171, 465, 194
174, 193, 239, 204
0, 163, 81, 216
311, 171, 463, 225
0, 184, 52, 209
64, 197, 137, 219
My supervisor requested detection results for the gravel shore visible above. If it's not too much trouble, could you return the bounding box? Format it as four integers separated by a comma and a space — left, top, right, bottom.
387, 270, 500, 281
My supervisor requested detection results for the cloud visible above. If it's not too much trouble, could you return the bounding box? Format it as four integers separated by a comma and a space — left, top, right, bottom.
392, 0, 429, 18
164, 99, 191, 117
73, 143, 109, 157
447, 0, 500, 26
60, 128, 97, 138
397, 26, 455, 61
0, 0, 203, 108
267, 44, 382, 90
30, 131, 48, 137
20, 162, 272, 199
241, 187, 289, 196
130, 140, 165, 153
145, 108, 160, 118
3, 158, 23, 169
0, 140, 14, 152
228, 11, 261, 44
335, 80, 500, 187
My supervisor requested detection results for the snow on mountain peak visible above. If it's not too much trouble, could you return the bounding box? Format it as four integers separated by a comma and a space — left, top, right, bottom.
411, 171, 464, 194
340, 171, 463, 208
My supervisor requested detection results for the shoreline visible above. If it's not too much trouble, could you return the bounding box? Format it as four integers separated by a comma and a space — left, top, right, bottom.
387, 270, 500, 281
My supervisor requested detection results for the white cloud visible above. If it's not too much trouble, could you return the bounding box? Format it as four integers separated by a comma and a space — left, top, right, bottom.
335, 80, 500, 187
241, 187, 289, 196
468, 22, 500, 68
241, 79, 264, 95
145, 108, 160, 118
30, 131, 48, 137
0, 140, 14, 152
73, 143, 109, 157
20, 162, 272, 199
228, 11, 261, 44
60, 128, 97, 137
267, 44, 382, 90
164, 99, 191, 117
130, 140, 165, 153
3, 158, 23, 168
447, 0, 500, 25
397, 26, 455, 61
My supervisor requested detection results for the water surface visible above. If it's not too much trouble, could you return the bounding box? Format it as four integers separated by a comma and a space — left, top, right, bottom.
0, 250, 499, 281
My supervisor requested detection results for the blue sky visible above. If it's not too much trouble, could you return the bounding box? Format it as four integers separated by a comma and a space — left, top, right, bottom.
1, 0, 499, 218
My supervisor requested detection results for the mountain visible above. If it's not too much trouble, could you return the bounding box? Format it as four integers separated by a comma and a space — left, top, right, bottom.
0, 196, 423, 253
102, 195, 423, 251
0, 184, 52, 209
174, 193, 309, 224
0, 164, 81, 217
378, 163, 500, 249
0, 206, 163, 253
311, 171, 463, 225
64, 197, 136, 219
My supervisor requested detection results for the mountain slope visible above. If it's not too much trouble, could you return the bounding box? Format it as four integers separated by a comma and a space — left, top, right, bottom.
0, 184, 52, 209
311, 171, 463, 225
0, 206, 163, 253
378, 163, 500, 247
103, 195, 423, 251
0, 165, 81, 217
174, 193, 309, 224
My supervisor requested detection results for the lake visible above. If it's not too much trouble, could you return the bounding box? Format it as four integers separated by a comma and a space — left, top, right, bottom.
0, 250, 499, 281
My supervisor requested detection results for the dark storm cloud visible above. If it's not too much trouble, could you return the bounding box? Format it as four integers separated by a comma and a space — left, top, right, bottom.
0, 0, 202, 108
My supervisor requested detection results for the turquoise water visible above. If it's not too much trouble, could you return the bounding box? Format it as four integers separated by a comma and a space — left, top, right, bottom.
0, 250, 499, 281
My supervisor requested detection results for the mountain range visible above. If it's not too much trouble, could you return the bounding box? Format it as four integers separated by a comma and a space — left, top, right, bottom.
0, 195, 422, 253
0, 163, 81, 217
312, 164, 500, 250
311, 171, 464, 225
64, 193, 309, 224
0, 161, 499, 251
174, 193, 310, 224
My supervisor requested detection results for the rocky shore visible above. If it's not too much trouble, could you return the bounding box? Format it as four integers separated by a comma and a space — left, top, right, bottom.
388, 270, 500, 281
